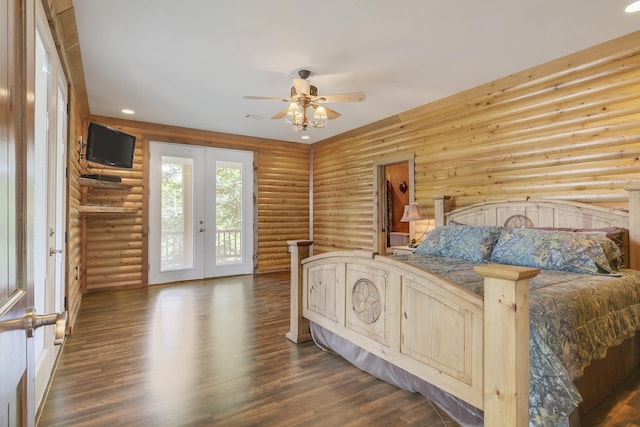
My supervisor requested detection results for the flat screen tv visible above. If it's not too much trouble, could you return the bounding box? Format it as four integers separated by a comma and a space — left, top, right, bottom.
86, 122, 136, 169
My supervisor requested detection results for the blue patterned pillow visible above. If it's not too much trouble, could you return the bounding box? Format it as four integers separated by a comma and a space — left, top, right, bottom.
414, 225, 501, 262
490, 228, 621, 275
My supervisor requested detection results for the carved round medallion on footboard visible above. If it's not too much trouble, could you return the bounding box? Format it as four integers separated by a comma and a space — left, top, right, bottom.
352, 278, 382, 323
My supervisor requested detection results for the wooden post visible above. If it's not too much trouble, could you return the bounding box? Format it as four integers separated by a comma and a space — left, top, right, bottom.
474, 264, 540, 427
286, 240, 313, 343
626, 185, 640, 270
433, 196, 451, 226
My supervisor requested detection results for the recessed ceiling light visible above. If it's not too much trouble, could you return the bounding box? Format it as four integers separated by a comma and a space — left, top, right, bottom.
121, 109, 135, 114
625, 1, 640, 12
301, 135, 310, 140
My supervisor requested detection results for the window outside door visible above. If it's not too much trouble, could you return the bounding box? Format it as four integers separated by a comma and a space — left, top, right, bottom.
148, 142, 253, 284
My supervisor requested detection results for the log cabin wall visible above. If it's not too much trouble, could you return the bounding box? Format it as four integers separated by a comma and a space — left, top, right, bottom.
44, 0, 310, 301
65, 93, 83, 326
311, 31, 640, 254
79, 117, 311, 292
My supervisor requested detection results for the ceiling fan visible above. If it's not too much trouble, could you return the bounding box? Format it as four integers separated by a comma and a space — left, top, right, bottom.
243, 69, 366, 133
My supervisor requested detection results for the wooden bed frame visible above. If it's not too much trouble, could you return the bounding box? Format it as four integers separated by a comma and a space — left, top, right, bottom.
287, 186, 640, 426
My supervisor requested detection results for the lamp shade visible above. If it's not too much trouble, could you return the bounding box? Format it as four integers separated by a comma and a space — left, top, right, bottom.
314, 106, 328, 121
286, 102, 301, 117
400, 204, 424, 222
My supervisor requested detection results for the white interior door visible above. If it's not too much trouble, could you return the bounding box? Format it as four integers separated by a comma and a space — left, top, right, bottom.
1, 0, 33, 425
149, 142, 253, 284
33, 4, 67, 409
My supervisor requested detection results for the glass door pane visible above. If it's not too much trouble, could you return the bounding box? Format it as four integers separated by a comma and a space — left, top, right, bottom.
160, 155, 194, 271
215, 160, 242, 265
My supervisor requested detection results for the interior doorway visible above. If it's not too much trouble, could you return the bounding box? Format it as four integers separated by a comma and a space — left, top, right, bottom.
384, 163, 410, 247
373, 155, 415, 255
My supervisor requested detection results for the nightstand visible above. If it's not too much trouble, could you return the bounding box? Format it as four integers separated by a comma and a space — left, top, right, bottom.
390, 245, 415, 255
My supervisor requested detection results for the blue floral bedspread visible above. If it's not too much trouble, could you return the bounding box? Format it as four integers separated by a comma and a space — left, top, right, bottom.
396, 254, 640, 426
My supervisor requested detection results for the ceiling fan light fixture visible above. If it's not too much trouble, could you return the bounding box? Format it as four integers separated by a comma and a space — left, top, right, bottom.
244, 68, 365, 134
314, 106, 328, 121
286, 102, 301, 117
310, 105, 328, 128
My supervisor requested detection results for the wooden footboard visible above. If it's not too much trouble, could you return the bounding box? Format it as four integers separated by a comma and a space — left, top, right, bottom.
287, 241, 539, 427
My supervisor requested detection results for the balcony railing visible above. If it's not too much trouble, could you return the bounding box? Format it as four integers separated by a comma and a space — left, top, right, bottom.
161, 229, 241, 267
216, 229, 241, 263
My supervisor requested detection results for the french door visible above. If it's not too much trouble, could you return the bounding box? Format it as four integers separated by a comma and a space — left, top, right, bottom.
149, 142, 254, 284
33, 4, 68, 410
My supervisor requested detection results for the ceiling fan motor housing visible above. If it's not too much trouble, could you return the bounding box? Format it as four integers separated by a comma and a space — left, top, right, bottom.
291, 85, 318, 98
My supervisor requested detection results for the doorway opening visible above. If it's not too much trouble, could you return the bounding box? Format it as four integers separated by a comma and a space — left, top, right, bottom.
373, 154, 415, 255
148, 142, 254, 284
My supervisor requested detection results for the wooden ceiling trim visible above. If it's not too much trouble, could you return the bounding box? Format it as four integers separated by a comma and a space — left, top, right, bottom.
43, 0, 90, 119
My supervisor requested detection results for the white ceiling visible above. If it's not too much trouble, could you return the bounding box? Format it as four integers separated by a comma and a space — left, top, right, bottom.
72, 0, 640, 144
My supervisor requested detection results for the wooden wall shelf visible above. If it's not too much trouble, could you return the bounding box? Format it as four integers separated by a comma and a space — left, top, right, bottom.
78, 177, 132, 190
78, 177, 136, 214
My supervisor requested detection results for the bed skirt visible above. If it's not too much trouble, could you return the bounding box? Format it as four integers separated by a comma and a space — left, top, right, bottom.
310, 321, 484, 427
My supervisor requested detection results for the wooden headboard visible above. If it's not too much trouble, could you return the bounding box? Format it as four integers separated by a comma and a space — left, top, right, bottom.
433, 186, 640, 270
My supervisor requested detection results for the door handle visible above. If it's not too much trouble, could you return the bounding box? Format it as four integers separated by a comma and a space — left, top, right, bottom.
0, 308, 67, 345
25, 308, 67, 344
49, 247, 63, 256
199, 228, 205, 232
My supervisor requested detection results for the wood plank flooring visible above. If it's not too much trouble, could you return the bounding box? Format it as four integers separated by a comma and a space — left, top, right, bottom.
38, 272, 640, 427
580, 368, 640, 427
37, 273, 457, 427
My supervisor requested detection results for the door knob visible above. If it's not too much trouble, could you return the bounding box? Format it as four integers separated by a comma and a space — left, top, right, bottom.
49, 247, 63, 256
26, 308, 67, 344
0, 308, 67, 345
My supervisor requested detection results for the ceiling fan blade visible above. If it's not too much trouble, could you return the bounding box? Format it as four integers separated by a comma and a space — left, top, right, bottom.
317, 92, 366, 103
243, 95, 290, 102
292, 78, 311, 96
271, 107, 291, 120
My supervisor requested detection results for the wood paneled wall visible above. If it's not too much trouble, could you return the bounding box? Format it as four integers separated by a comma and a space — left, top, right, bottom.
45, 0, 310, 297
65, 92, 83, 327
312, 31, 640, 254
48, 0, 640, 301
79, 117, 310, 292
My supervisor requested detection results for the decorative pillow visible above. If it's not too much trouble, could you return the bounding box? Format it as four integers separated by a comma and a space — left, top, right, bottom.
414, 225, 501, 262
533, 226, 627, 268
490, 228, 621, 275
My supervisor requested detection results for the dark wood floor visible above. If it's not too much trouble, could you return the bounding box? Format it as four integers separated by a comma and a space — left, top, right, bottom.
580, 368, 640, 427
38, 272, 639, 427
38, 273, 457, 426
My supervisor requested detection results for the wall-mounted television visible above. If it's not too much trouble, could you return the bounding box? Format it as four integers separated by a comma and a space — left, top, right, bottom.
85, 122, 136, 169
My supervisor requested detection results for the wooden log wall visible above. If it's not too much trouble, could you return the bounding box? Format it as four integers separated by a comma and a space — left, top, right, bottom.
312, 31, 640, 254
79, 117, 310, 292
65, 92, 83, 327
46, 0, 311, 297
